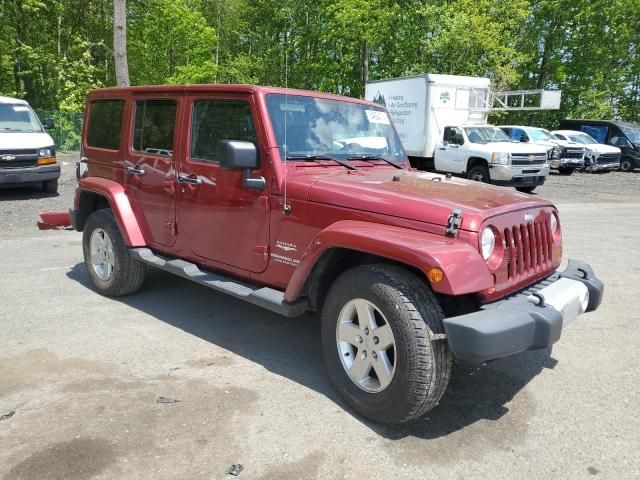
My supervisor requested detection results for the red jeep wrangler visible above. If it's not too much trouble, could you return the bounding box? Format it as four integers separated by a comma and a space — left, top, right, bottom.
71, 85, 603, 424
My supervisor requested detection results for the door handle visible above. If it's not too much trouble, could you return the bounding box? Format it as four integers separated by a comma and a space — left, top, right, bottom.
438, 147, 446, 150
177, 174, 202, 185
126, 166, 145, 176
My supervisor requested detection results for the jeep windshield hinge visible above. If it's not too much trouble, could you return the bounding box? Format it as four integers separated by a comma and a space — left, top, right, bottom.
445, 209, 463, 237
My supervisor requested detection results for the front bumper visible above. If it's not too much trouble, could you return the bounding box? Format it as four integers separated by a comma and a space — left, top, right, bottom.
551, 158, 584, 170
443, 260, 603, 362
0, 164, 60, 185
590, 162, 620, 172
489, 163, 549, 187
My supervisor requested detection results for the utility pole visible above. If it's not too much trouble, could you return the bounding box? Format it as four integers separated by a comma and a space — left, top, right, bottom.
114, 0, 130, 86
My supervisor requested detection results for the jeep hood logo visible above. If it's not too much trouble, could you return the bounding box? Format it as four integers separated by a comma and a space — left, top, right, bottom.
523, 213, 534, 222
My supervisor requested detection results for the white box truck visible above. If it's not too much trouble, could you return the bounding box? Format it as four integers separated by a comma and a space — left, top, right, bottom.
365, 74, 553, 192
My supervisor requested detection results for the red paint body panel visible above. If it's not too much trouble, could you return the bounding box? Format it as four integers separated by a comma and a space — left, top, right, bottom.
76, 177, 147, 246
284, 221, 493, 301
73, 84, 563, 305
37, 211, 70, 229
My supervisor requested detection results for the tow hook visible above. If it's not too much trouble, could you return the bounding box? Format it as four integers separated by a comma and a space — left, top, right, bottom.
445, 209, 463, 237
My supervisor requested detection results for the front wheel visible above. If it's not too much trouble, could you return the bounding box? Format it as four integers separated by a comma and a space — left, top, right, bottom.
620, 157, 635, 172
516, 186, 537, 193
467, 165, 490, 183
321, 264, 452, 424
82, 209, 146, 296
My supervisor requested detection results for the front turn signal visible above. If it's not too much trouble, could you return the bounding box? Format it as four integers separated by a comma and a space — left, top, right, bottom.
428, 267, 444, 283
37, 156, 57, 165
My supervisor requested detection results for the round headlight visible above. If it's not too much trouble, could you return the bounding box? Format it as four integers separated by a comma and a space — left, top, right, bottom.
550, 213, 558, 234
481, 227, 496, 260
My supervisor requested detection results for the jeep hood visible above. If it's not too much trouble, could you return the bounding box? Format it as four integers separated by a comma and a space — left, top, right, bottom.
290, 168, 551, 232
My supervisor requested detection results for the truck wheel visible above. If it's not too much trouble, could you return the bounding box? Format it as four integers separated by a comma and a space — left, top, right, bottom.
321, 264, 452, 424
43, 179, 58, 194
467, 165, 490, 183
516, 186, 537, 193
82, 209, 146, 297
558, 167, 573, 175
620, 157, 634, 172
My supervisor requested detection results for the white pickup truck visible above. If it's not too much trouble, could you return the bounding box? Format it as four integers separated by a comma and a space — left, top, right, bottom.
434, 124, 550, 193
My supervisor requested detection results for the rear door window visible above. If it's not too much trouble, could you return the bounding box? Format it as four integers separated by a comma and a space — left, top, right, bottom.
87, 99, 125, 150
190, 100, 256, 163
132, 99, 177, 156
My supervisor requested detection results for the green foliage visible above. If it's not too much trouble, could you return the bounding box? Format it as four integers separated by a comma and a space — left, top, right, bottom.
1, 0, 639, 138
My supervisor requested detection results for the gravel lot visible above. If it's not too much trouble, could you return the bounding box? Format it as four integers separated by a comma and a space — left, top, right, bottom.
1, 155, 639, 479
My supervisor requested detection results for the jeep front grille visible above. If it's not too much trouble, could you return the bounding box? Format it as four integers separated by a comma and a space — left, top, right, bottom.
503, 219, 553, 279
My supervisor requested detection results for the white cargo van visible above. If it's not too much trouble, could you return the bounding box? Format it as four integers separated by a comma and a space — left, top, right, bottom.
0, 96, 59, 193
365, 74, 551, 192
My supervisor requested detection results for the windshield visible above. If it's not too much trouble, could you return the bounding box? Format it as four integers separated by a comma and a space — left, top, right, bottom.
265, 94, 406, 162
620, 125, 640, 143
528, 128, 554, 141
0, 104, 43, 132
464, 126, 511, 143
569, 133, 598, 145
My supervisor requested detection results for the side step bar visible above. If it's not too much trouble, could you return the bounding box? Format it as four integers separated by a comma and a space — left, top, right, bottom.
129, 248, 309, 317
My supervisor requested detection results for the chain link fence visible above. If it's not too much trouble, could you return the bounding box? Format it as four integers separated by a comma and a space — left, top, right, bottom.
35, 110, 83, 152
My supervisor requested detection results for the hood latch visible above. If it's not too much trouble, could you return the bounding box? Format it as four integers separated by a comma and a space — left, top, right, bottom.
445, 209, 462, 237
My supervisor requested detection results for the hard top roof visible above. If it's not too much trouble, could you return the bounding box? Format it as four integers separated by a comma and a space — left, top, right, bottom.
88, 84, 381, 108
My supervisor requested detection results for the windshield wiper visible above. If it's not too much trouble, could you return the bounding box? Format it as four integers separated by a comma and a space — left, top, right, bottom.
347, 155, 403, 169
286, 154, 357, 171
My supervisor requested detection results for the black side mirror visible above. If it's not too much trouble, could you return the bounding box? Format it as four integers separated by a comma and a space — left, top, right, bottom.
219, 140, 265, 191
43, 118, 55, 130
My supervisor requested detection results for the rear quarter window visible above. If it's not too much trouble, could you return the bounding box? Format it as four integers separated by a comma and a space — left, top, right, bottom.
86, 99, 125, 150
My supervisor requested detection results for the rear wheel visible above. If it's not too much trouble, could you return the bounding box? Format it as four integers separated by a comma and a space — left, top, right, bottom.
43, 179, 58, 194
82, 209, 146, 296
467, 165, 490, 183
620, 157, 634, 172
516, 186, 537, 193
321, 264, 452, 424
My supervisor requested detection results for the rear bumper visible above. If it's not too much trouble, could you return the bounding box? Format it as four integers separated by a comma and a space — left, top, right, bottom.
443, 260, 603, 362
0, 165, 60, 185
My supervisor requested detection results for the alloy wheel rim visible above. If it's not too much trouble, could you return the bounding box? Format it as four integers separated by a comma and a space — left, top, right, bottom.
336, 298, 397, 393
90, 228, 115, 281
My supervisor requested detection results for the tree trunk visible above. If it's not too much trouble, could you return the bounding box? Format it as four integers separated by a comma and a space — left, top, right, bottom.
113, 0, 130, 86
361, 41, 369, 97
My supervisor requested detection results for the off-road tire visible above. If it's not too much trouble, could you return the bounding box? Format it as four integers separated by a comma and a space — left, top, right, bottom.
82, 209, 146, 296
467, 165, 490, 183
620, 157, 634, 172
516, 186, 537, 193
321, 264, 452, 424
43, 179, 58, 194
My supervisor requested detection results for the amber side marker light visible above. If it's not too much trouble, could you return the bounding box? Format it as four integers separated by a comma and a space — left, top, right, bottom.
428, 268, 444, 283
37, 156, 57, 165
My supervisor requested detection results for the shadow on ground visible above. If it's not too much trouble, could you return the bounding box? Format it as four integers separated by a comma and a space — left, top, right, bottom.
67, 263, 556, 441
0, 184, 58, 200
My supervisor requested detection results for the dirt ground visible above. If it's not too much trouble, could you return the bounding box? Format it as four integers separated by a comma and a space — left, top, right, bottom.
1, 155, 639, 479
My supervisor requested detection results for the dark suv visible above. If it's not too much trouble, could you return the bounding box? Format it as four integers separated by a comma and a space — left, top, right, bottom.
558, 119, 640, 172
